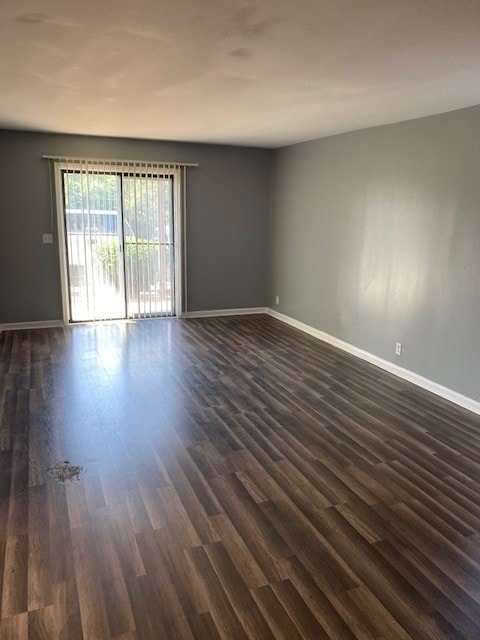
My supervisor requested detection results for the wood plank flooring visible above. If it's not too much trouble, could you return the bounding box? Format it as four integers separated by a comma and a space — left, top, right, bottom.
1, 314, 480, 639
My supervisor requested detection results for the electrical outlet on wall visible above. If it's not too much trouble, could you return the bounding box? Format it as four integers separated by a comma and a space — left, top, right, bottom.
395, 342, 402, 356
275, 296, 280, 305
42, 233, 53, 244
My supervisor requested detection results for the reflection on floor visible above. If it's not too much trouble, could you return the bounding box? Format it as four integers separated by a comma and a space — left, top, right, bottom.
1, 314, 480, 639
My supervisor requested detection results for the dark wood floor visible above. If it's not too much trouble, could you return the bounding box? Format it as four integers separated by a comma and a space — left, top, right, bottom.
1, 315, 480, 639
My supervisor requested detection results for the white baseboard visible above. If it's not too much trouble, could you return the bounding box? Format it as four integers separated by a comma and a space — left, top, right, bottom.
183, 307, 268, 319
0, 319, 64, 332
266, 308, 480, 416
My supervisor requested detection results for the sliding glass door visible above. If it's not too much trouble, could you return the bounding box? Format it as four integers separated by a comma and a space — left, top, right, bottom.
62, 168, 175, 322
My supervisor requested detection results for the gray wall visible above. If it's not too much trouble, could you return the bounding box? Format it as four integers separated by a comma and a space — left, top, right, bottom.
270, 105, 480, 401
0, 130, 271, 323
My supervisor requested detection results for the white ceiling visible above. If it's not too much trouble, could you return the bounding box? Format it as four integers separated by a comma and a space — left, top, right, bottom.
1, 0, 480, 148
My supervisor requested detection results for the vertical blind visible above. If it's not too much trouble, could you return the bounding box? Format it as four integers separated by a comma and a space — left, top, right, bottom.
46, 157, 196, 322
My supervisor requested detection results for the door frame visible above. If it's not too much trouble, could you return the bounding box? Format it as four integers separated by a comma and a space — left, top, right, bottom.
54, 162, 184, 324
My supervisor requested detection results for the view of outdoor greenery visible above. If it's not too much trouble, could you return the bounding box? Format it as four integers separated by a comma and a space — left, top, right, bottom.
64, 172, 172, 240
64, 173, 118, 210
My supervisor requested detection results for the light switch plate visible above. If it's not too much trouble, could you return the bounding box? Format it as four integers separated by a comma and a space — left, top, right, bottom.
43, 234, 53, 244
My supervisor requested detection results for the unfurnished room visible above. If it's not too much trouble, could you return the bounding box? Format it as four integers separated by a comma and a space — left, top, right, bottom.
2, 1, 480, 639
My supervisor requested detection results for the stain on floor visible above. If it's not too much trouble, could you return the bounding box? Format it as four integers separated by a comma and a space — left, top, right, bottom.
47, 460, 84, 484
